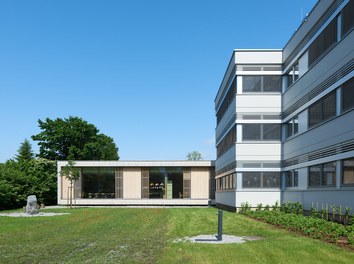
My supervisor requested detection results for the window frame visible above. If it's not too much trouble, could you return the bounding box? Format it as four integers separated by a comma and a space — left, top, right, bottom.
308, 162, 336, 188
242, 123, 281, 141
285, 170, 299, 188
341, 77, 354, 113
308, 90, 336, 128
242, 75, 281, 93
342, 158, 354, 186
242, 172, 281, 189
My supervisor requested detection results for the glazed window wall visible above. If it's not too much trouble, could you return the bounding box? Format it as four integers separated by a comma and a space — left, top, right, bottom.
341, 0, 354, 37
342, 77, 354, 112
143, 167, 190, 199
285, 115, 299, 138
242, 124, 281, 141
309, 162, 336, 187
286, 61, 299, 88
216, 125, 236, 158
216, 173, 236, 191
242, 172, 280, 188
343, 158, 354, 185
242, 76, 281, 93
81, 167, 115, 198
285, 170, 299, 187
308, 18, 337, 67
308, 90, 336, 128
216, 78, 236, 124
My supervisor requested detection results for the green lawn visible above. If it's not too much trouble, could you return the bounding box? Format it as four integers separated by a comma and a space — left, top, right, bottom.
0, 207, 353, 264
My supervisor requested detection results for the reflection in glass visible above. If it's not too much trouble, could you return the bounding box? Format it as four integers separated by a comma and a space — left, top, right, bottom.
82, 167, 115, 198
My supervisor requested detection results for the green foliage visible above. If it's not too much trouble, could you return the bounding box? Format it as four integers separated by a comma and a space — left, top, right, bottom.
60, 160, 80, 183
1, 208, 354, 264
61, 160, 81, 208
281, 201, 303, 215
15, 139, 34, 162
256, 203, 263, 211
0, 158, 57, 210
272, 201, 280, 211
239, 202, 252, 213
32, 116, 119, 160
240, 207, 354, 247
186, 151, 203, 161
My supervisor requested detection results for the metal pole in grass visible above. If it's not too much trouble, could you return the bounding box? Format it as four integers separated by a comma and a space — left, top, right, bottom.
217, 210, 223, 241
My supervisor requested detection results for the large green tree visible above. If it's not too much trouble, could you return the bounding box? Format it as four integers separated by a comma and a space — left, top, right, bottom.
32, 116, 119, 160
15, 139, 34, 162
186, 151, 203, 161
0, 158, 57, 210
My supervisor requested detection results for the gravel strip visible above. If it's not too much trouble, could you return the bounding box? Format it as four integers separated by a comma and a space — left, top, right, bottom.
174, 234, 247, 244
0, 212, 70, 217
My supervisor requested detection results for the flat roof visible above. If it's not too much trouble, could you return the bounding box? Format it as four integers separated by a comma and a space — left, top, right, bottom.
57, 160, 215, 167
233, 49, 282, 52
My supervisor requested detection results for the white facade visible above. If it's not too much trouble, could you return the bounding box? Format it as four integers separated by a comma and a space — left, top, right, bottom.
215, 0, 354, 212
215, 50, 283, 210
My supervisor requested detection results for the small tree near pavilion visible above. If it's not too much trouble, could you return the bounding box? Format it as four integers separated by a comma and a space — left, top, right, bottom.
60, 160, 80, 208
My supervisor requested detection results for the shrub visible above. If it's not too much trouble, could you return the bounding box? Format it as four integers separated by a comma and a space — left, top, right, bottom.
239, 208, 353, 246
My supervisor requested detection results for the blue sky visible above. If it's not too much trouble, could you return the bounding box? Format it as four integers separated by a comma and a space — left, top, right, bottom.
0, 0, 317, 162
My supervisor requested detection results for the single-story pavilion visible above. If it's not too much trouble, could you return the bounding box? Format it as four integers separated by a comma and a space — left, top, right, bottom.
58, 160, 215, 206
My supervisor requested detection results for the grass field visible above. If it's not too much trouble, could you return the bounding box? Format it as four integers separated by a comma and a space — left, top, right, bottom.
0, 207, 353, 264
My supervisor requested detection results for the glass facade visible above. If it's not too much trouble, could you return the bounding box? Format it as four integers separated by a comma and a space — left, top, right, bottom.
342, 77, 354, 112
142, 167, 190, 199
81, 167, 116, 198
308, 90, 336, 128
242, 172, 280, 188
74, 167, 206, 199
309, 162, 336, 187
308, 18, 337, 67
285, 170, 298, 187
242, 76, 281, 93
343, 158, 354, 185
216, 125, 236, 158
242, 124, 280, 141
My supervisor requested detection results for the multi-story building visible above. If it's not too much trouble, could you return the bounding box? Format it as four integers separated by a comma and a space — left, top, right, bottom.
215, 0, 354, 212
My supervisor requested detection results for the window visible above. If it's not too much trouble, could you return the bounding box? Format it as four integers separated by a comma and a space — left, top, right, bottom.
285, 170, 299, 187
286, 115, 299, 138
309, 162, 336, 187
242, 172, 280, 188
308, 18, 337, 67
236, 65, 281, 71
343, 158, 354, 185
286, 61, 299, 89
81, 167, 116, 198
216, 78, 236, 124
342, 77, 354, 112
308, 91, 336, 127
216, 173, 237, 191
263, 124, 280, 140
243, 124, 261, 140
216, 125, 236, 157
263, 76, 282, 92
242, 76, 281, 93
341, 0, 354, 37
263, 172, 281, 188
147, 167, 188, 199
242, 124, 281, 141
243, 172, 261, 188
243, 76, 261, 92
